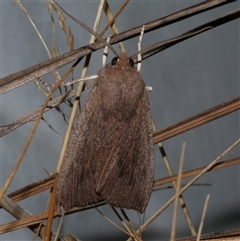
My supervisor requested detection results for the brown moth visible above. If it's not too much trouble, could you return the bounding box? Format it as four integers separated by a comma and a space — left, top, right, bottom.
56, 53, 154, 214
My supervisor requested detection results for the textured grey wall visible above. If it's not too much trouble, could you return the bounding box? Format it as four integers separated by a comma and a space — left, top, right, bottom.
1, 1, 239, 240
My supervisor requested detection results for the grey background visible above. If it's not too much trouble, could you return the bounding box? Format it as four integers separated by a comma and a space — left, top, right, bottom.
1, 1, 239, 240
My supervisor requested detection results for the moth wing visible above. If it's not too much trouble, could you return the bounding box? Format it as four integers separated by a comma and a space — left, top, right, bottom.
96, 90, 154, 213
56, 85, 102, 212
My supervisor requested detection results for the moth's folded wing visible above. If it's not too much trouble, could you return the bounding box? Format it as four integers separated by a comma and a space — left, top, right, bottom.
97, 91, 154, 213
56, 86, 102, 213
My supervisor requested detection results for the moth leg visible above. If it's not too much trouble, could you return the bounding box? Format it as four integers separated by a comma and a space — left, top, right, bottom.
145, 86, 153, 92
137, 25, 145, 72
103, 36, 111, 67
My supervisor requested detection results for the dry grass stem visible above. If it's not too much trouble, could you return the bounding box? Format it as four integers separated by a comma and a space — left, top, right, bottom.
54, 213, 65, 241
14, 0, 63, 97
1, 94, 238, 142
154, 157, 240, 187
111, 208, 131, 234
1, 1, 239, 239
196, 194, 210, 241
14, 0, 51, 58
153, 122, 196, 235
174, 229, 240, 241
2, 0, 238, 94
44, 1, 106, 240
102, 0, 128, 53
0, 69, 71, 200
3, 157, 238, 208
136, 139, 240, 234
96, 208, 129, 235
153, 97, 240, 144
171, 143, 186, 241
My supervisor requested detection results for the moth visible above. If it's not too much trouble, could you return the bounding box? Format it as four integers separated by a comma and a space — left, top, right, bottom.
56, 36, 154, 215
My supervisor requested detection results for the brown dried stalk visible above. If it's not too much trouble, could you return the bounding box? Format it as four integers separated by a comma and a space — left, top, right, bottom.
0, 156, 239, 235
174, 229, 240, 241
1, 0, 238, 94
153, 96, 240, 143
1, 0, 239, 240
2, 157, 239, 209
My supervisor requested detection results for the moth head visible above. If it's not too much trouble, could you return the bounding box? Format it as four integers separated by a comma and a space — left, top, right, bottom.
111, 55, 135, 68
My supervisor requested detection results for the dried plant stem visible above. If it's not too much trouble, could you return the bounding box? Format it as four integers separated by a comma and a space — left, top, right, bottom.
154, 157, 240, 186
176, 229, 240, 241
54, 213, 64, 241
0, 210, 49, 235
14, 0, 51, 58
52, 0, 118, 56
0, 202, 105, 235
1, 94, 239, 140
119, 209, 141, 240
97, 208, 129, 235
196, 194, 210, 241
0, 65, 73, 202
3, 157, 238, 210
33, 223, 44, 241
0, 0, 239, 239
103, 0, 128, 53
153, 96, 240, 144
44, 2, 106, 240
2, 0, 237, 94
170, 143, 186, 241
0, 196, 56, 239
0, 60, 80, 239
152, 123, 196, 235
4, 157, 238, 208
135, 138, 240, 235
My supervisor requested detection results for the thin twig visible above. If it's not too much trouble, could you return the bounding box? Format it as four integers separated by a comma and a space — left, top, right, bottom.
54, 213, 64, 241
5, 157, 239, 204
1, 0, 237, 94
170, 143, 186, 241
196, 194, 210, 241
136, 138, 240, 234
97, 208, 130, 235
153, 96, 240, 144
43, 1, 106, 240
14, 0, 51, 58
152, 123, 196, 235
0, 66, 75, 201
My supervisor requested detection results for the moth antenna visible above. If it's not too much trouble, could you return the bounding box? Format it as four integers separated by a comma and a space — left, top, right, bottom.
103, 36, 111, 67
52, 0, 119, 57
137, 25, 145, 72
